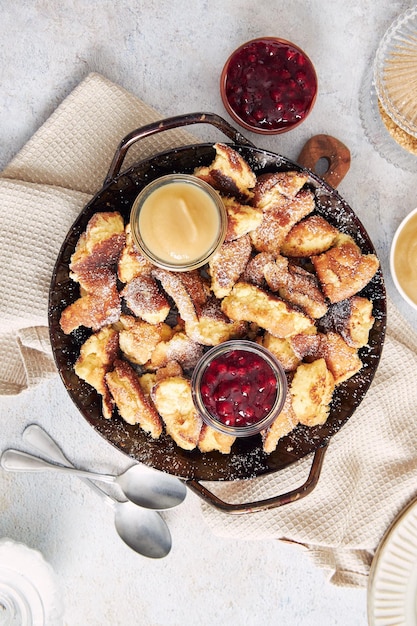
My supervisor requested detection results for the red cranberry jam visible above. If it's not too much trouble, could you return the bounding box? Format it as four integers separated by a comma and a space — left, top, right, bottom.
192, 341, 287, 437
201, 349, 277, 426
221, 38, 317, 134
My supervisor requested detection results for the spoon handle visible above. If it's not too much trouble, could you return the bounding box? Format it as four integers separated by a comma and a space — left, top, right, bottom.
1, 449, 116, 485
23, 424, 72, 466
22, 425, 120, 507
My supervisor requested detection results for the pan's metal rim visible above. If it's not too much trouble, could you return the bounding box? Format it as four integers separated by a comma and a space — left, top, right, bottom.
48, 138, 387, 483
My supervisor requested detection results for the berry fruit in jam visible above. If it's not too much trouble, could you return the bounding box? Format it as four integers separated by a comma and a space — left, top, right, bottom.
200, 348, 278, 428
221, 38, 317, 134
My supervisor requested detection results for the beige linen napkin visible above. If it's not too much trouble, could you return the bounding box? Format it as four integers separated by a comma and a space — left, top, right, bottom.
2, 71, 417, 588
0, 72, 196, 394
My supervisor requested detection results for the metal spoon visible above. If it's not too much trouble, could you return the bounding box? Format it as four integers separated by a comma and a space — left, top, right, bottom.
15, 425, 172, 559
1, 445, 186, 511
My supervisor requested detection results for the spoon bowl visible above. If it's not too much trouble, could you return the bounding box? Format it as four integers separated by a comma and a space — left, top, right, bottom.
0, 448, 186, 510
113, 500, 171, 558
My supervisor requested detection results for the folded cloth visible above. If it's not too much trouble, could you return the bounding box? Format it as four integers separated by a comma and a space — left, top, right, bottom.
0, 72, 196, 394
2, 71, 417, 588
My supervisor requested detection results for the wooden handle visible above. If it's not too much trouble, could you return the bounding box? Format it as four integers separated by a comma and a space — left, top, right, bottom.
297, 134, 351, 188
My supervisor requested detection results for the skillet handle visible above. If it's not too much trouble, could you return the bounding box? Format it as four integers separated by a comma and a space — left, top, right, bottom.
186, 443, 328, 515
297, 134, 351, 188
104, 112, 256, 185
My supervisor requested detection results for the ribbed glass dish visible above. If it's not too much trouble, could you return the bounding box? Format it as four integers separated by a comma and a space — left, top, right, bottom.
374, 5, 417, 138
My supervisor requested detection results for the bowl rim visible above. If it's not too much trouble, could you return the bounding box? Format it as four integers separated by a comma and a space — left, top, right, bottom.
390, 206, 417, 311
220, 36, 318, 135
191, 339, 288, 437
129, 173, 227, 271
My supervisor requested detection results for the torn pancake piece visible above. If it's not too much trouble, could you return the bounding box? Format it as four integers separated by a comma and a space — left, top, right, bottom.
198, 423, 236, 454
116, 314, 174, 365
60, 268, 121, 334
106, 359, 162, 438
121, 275, 170, 324
290, 358, 335, 426
74, 325, 119, 419
118, 223, 154, 284
70, 211, 125, 282
262, 392, 298, 454
281, 214, 339, 257
250, 189, 315, 256
221, 281, 314, 338
252, 171, 309, 210
311, 240, 379, 303
194, 143, 256, 202
151, 376, 202, 450
209, 234, 252, 299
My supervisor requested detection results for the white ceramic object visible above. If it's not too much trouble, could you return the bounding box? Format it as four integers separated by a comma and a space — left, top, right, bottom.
368, 498, 417, 625
390, 206, 417, 312
0, 539, 63, 626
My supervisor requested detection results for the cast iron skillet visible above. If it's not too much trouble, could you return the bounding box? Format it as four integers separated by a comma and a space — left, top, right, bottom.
48, 113, 386, 513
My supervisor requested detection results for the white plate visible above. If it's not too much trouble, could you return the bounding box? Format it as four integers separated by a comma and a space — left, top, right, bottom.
368, 499, 417, 625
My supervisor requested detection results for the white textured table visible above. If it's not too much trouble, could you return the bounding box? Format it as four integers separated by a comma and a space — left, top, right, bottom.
1, 2, 417, 624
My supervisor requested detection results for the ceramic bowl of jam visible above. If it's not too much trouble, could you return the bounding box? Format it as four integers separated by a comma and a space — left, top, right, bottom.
191, 340, 287, 437
220, 37, 318, 134
130, 174, 227, 272
390, 206, 417, 311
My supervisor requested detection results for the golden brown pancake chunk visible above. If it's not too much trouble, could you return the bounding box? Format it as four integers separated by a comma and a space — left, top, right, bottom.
259, 333, 302, 372
321, 332, 362, 384
209, 234, 252, 298
70, 212, 125, 283
311, 241, 379, 303
60, 268, 121, 334
151, 268, 198, 324
322, 296, 375, 349
105, 360, 162, 437
194, 143, 256, 202
343, 296, 375, 348
242, 252, 275, 287
221, 282, 314, 338
252, 171, 309, 209
291, 331, 362, 384
290, 358, 335, 426
60, 212, 126, 334
118, 224, 154, 284
116, 314, 174, 365
222, 196, 263, 241
198, 424, 236, 454
154, 361, 184, 381
250, 189, 315, 256
74, 326, 119, 419
174, 270, 210, 307
121, 275, 170, 324
150, 330, 203, 371
262, 392, 298, 454
151, 376, 202, 450
281, 215, 339, 257
290, 333, 322, 361
264, 257, 328, 319
138, 372, 157, 396
185, 296, 247, 346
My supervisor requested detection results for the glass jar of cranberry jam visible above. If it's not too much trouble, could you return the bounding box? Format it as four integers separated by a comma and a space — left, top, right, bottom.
191, 340, 287, 437
220, 37, 318, 134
